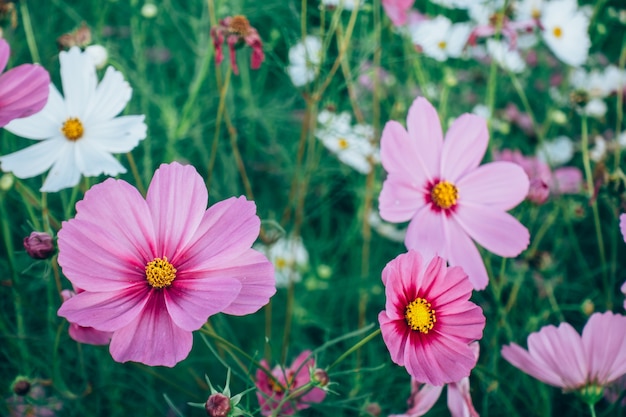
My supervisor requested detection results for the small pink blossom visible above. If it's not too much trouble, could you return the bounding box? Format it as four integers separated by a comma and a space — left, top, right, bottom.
379, 97, 530, 289
255, 350, 326, 416
60, 288, 112, 345
0, 38, 49, 127
390, 342, 481, 417
57, 162, 275, 367
210, 15, 264, 75
378, 251, 485, 386
501, 312, 626, 401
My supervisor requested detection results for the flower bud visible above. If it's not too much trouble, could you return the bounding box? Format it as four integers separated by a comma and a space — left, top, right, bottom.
23, 232, 54, 260
312, 368, 329, 387
11, 377, 31, 396
205, 393, 231, 417
527, 178, 550, 205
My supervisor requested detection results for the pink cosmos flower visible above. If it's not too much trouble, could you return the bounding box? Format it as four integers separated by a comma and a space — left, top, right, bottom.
501, 312, 626, 401
57, 162, 275, 367
390, 342, 480, 417
60, 288, 112, 345
379, 97, 530, 289
382, 0, 415, 27
620, 213, 626, 309
378, 250, 485, 386
255, 350, 326, 416
210, 15, 264, 75
0, 38, 49, 127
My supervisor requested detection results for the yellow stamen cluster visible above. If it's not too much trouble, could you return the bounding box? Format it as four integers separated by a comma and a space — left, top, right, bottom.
61, 117, 84, 141
337, 138, 349, 150
229, 15, 251, 36
405, 297, 436, 334
145, 257, 177, 289
553, 26, 563, 38
431, 180, 458, 209
437, 41, 447, 50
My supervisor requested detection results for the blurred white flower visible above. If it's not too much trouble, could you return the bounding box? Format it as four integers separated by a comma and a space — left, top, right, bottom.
514, 0, 544, 20
141, 3, 158, 18
590, 135, 607, 162
570, 65, 626, 98
368, 212, 406, 242
321, 0, 362, 10
410, 16, 471, 62
0, 47, 147, 192
471, 104, 491, 120
256, 236, 309, 288
287, 36, 323, 87
315, 110, 379, 174
581, 98, 608, 118
618, 131, 626, 149
537, 135, 575, 166
487, 39, 526, 73
84, 44, 108, 69
430, 0, 474, 9
540, 0, 590, 67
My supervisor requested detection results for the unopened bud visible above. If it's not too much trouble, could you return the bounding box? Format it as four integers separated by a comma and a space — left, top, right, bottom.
312, 368, 329, 387
11, 378, 31, 396
581, 299, 594, 316
23, 232, 54, 260
527, 178, 550, 205
365, 402, 381, 417
0, 173, 13, 191
205, 393, 231, 417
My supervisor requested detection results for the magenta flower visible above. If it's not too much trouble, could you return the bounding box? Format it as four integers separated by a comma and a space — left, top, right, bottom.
60, 288, 112, 345
210, 15, 264, 75
255, 350, 326, 416
390, 342, 480, 417
501, 312, 626, 403
378, 250, 485, 386
0, 38, 49, 127
379, 97, 530, 289
57, 162, 275, 367
381, 0, 415, 27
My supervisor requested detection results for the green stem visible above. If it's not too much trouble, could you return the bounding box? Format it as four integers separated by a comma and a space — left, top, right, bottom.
328, 328, 381, 371
206, 67, 232, 188
19, 0, 40, 63
589, 403, 597, 417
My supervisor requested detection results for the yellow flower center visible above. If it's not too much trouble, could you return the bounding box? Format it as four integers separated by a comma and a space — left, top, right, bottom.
553, 26, 562, 38
61, 117, 84, 141
531, 8, 541, 19
338, 138, 349, 150
275, 257, 287, 269
430, 180, 458, 209
405, 297, 436, 334
229, 15, 251, 36
437, 41, 447, 50
145, 256, 177, 289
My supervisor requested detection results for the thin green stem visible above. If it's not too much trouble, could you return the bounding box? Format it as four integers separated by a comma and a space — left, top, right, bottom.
328, 328, 381, 371
19, 0, 40, 63
613, 34, 626, 171
588, 403, 597, 417
206, 67, 232, 188
125, 152, 145, 195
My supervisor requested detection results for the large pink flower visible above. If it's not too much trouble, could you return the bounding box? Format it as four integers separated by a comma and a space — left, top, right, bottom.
378, 250, 485, 386
0, 38, 49, 127
255, 350, 326, 416
501, 312, 626, 400
379, 97, 530, 289
57, 162, 275, 367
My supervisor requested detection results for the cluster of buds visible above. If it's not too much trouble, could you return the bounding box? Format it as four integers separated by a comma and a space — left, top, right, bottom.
210, 15, 264, 75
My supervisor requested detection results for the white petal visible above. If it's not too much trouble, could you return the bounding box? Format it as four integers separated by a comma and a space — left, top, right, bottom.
75, 139, 126, 176
41, 144, 82, 192
0, 137, 64, 178
86, 115, 147, 153
4, 84, 66, 139
60, 47, 97, 118
83, 66, 132, 125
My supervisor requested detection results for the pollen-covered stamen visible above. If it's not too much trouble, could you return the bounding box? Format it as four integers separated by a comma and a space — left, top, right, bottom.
553, 26, 563, 38
338, 138, 349, 150
61, 117, 84, 141
145, 256, 177, 289
437, 41, 447, 50
405, 297, 436, 334
229, 15, 251, 36
430, 180, 458, 209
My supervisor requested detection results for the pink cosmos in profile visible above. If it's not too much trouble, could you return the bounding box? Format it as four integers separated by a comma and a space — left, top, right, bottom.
0, 38, 49, 127
379, 97, 530, 289
255, 350, 326, 416
501, 312, 626, 404
382, 0, 415, 27
378, 250, 485, 386
57, 162, 275, 367
390, 342, 480, 417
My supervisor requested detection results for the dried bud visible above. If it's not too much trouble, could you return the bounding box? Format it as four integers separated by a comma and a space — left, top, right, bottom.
312, 368, 329, 387
23, 232, 54, 260
205, 393, 231, 417
365, 402, 381, 417
11, 377, 31, 396
57, 22, 92, 50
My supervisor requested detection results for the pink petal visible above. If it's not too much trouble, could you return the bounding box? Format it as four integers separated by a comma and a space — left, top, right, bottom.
446, 219, 489, 290
109, 292, 193, 367
454, 205, 529, 258
383, 251, 425, 319
501, 343, 564, 387
406, 97, 443, 177
379, 173, 425, 223
435, 305, 485, 345
57, 285, 150, 332
425, 265, 473, 308
164, 277, 241, 331
175, 196, 260, 270
379, 311, 410, 367
381, 120, 430, 185
382, 0, 416, 26
0, 38, 9, 73
582, 312, 626, 384
456, 161, 529, 211
389, 381, 442, 417
0, 64, 50, 126
405, 206, 447, 260
552, 167, 582, 194
620, 214, 626, 244
146, 162, 208, 257
4, 84, 66, 139
68, 323, 112, 345
447, 377, 479, 417
440, 114, 488, 182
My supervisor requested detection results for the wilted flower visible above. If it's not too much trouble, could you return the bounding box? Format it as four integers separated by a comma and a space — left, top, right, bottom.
23, 232, 54, 260
287, 36, 322, 87
255, 351, 326, 416
0, 38, 49, 127
0, 47, 147, 192
502, 312, 626, 405
57, 162, 275, 366
210, 15, 264, 75
57, 22, 92, 50
378, 251, 485, 385
379, 96, 529, 289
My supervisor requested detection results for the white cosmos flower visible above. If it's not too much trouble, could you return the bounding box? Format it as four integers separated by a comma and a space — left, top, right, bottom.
515, 0, 545, 20
256, 236, 309, 288
287, 36, 323, 87
315, 109, 379, 174
410, 16, 471, 62
321, 0, 362, 10
537, 135, 575, 166
0, 47, 146, 192
540, 0, 590, 67
487, 39, 526, 73
570, 65, 626, 98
